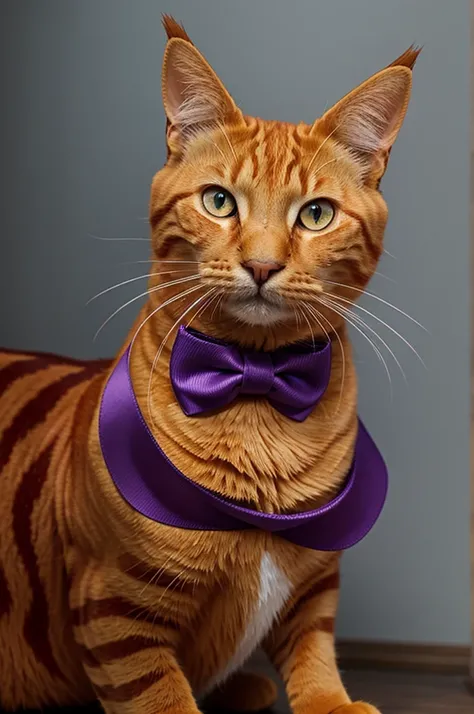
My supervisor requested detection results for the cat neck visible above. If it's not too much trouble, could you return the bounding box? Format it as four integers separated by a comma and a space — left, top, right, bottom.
119, 302, 358, 515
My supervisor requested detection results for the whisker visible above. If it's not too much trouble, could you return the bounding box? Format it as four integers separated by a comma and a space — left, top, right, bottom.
306, 122, 341, 176
119, 260, 200, 266
304, 302, 346, 414
383, 248, 397, 259
323, 294, 407, 383
146, 288, 217, 426
311, 158, 339, 180
137, 551, 181, 600
210, 291, 225, 323
187, 290, 219, 328
317, 295, 392, 396
87, 270, 198, 304
320, 278, 428, 332
217, 122, 238, 162
325, 291, 425, 368
88, 232, 149, 242
254, 157, 279, 189
297, 304, 315, 348
155, 568, 190, 613
129, 283, 205, 357
203, 135, 233, 170
373, 270, 397, 284
93, 275, 201, 342
218, 293, 226, 319
293, 306, 301, 330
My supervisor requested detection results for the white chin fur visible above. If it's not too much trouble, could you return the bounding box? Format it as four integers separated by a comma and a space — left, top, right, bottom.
225, 299, 289, 327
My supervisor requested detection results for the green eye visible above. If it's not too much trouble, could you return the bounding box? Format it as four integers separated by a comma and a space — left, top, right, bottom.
202, 186, 237, 218
298, 199, 335, 231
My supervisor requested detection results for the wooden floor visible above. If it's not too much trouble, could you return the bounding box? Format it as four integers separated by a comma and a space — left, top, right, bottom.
3, 647, 473, 713
256, 653, 474, 713
254, 667, 474, 714
4, 668, 471, 714
301, 669, 472, 713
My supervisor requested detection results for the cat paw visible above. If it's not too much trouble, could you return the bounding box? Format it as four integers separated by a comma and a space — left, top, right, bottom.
332, 703, 381, 714
204, 671, 278, 712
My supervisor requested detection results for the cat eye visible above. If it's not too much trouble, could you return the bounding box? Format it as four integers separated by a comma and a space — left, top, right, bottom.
202, 186, 237, 218
297, 199, 335, 231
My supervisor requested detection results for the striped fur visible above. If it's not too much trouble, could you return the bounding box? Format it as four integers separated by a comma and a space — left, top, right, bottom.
0, 17, 417, 714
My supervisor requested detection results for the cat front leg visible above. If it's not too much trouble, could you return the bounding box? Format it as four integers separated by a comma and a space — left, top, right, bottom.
69, 564, 202, 714
264, 562, 381, 714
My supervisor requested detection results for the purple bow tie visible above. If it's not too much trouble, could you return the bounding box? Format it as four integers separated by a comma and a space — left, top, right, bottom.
169, 326, 331, 422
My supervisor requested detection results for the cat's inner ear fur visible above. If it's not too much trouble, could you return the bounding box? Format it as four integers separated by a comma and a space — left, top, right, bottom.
162, 25, 240, 145
315, 50, 419, 185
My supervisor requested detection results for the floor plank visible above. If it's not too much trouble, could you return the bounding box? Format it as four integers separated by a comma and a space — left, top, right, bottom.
339, 669, 472, 714
1, 668, 472, 713
252, 654, 473, 713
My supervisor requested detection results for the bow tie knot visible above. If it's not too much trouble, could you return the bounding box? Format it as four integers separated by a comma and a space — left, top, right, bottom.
170, 326, 331, 422
241, 352, 275, 395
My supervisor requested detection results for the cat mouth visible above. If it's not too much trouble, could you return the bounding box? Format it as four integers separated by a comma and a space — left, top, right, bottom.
224, 292, 291, 326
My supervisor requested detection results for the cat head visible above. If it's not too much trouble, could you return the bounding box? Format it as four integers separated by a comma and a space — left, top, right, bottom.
149, 16, 419, 347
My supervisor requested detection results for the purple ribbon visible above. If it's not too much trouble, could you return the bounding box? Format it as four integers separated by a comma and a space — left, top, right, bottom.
98, 329, 388, 551
170, 326, 331, 422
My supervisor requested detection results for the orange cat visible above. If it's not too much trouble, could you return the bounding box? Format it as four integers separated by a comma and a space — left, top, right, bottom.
0, 16, 419, 714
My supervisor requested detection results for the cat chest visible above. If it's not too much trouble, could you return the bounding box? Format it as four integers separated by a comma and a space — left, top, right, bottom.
202, 550, 293, 694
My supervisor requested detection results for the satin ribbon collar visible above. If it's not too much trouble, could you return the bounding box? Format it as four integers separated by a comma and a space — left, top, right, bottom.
98, 327, 388, 551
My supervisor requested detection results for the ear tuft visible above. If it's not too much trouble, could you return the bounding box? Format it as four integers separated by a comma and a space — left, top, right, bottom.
387, 44, 422, 71
162, 15, 193, 44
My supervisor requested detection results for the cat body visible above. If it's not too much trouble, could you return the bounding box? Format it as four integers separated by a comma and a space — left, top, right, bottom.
0, 343, 348, 710
0, 16, 418, 714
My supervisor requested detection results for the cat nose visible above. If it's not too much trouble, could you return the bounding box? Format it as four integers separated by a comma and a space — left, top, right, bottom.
242, 260, 284, 286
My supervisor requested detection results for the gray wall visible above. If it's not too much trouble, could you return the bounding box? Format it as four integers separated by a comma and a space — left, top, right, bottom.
1, 1, 470, 644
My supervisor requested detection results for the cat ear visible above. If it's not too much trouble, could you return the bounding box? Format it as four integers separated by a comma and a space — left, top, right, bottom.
315, 49, 419, 182
161, 20, 240, 142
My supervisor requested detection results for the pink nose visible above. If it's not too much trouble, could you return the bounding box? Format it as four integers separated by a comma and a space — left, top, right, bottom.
242, 260, 283, 286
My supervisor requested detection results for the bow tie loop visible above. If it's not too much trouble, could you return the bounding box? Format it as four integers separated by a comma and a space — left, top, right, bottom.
170, 326, 331, 422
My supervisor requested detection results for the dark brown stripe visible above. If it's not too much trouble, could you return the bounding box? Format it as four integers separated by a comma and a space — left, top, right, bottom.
208, 164, 225, 179
271, 629, 297, 666
331, 258, 370, 284
251, 148, 259, 179
150, 191, 194, 229
262, 125, 279, 183
0, 563, 12, 618
118, 555, 194, 594
230, 155, 245, 184
273, 617, 336, 671
95, 670, 165, 703
292, 617, 335, 640
72, 595, 180, 631
287, 621, 336, 680
319, 616, 335, 634
0, 356, 52, 396
81, 635, 168, 668
0, 347, 110, 368
12, 443, 65, 680
343, 208, 380, 262
246, 116, 260, 141
0, 367, 94, 472
281, 571, 340, 625
284, 143, 301, 186
297, 162, 310, 196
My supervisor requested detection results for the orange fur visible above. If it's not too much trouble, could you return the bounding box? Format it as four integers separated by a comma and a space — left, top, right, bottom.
0, 17, 418, 714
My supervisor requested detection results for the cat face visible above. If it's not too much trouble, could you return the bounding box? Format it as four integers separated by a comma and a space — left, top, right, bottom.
149, 18, 418, 338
